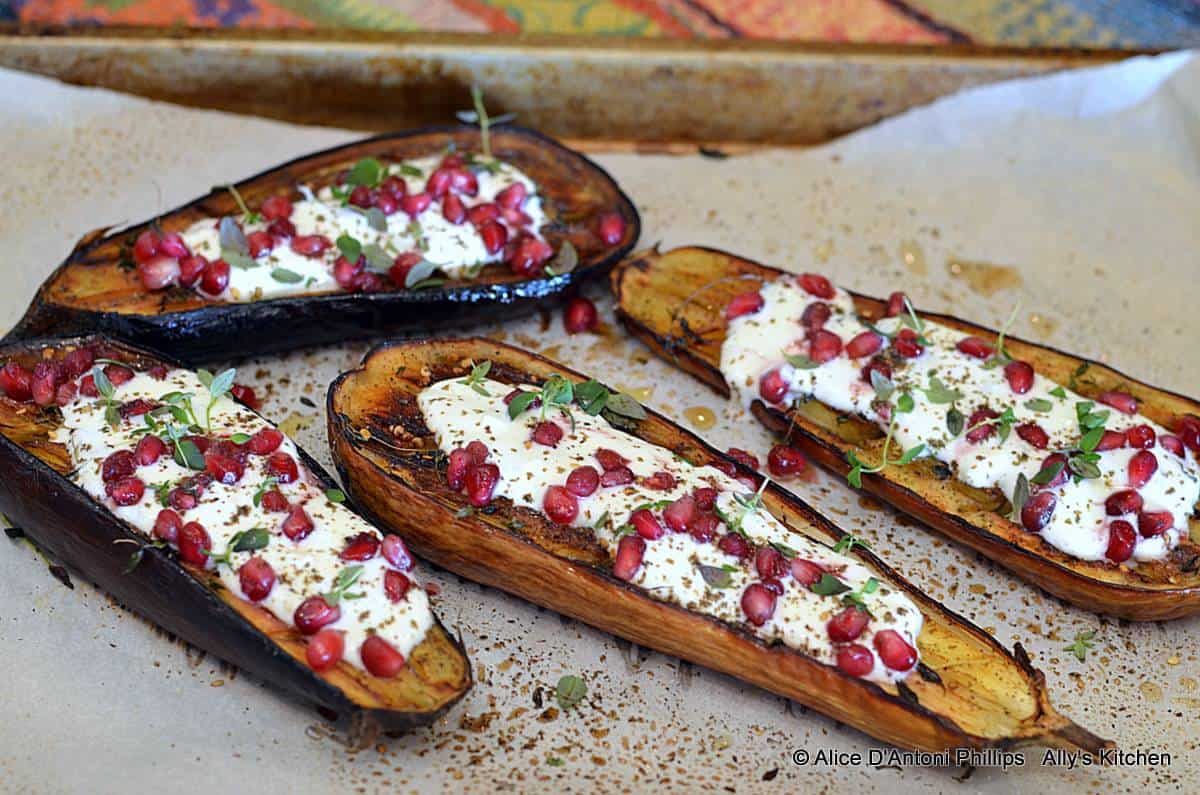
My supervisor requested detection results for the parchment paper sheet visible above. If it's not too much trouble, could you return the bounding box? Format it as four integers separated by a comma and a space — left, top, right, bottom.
1, 51, 1197, 794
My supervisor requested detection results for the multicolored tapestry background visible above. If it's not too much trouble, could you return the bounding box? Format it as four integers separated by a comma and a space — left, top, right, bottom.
2, 0, 1198, 48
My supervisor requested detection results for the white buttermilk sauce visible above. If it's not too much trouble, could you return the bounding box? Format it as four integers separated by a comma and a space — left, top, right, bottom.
181, 155, 546, 301
55, 369, 433, 670
418, 377, 923, 685
720, 277, 1200, 563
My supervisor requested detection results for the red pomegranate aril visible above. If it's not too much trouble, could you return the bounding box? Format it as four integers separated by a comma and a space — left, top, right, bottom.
467, 203, 499, 226
168, 488, 197, 511
334, 255, 364, 289
718, 532, 751, 560
874, 630, 917, 671
246, 230, 274, 258
495, 182, 527, 209
1160, 435, 1185, 457
612, 535, 646, 581
1004, 360, 1034, 394
294, 596, 340, 635
566, 466, 600, 497
885, 291, 907, 317
1105, 489, 1143, 516
543, 485, 579, 525
479, 220, 507, 254
726, 448, 760, 470
381, 534, 414, 571
466, 440, 489, 464
1128, 450, 1158, 488
1106, 520, 1136, 562
798, 273, 835, 299
956, 336, 995, 359
827, 606, 870, 642
740, 583, 777, 626
760, 577, 784, 596
1015, 422, 1050, 450
1099, 390, 1138, 415
507, 235, 554, 276
767, 445, 807, 478
600, 466, 635, 487
388, 252, 422, 286
349, 185, 374, 208
445, 448, 472, 490
373, 191, 399, 215
62, 347, 95, 378
725, 291, 764, 321
442, 193, 467, 224
267, 218, 296, 239
790, 558, 823, 586
425, 168, 453, 198
102, 450, 137, 483
132, 230, 159, 263
644, 470, 676, 491
845, 331, 883, 359
1138, 510, 1173, 538
339, 532, 380, 562
306, 629, 344, 672
563, 297, 600, 334
688, 513, 720, 542
290, 234, 331, 257
261, 489, 289, 513
532, 421, 564, 447
137, 256, 181, 291
860, 356, 892, 386
246, 428, 284, 456
693, 487, 718, 511
199, 259, 231, 294
267, 451, 300, 483
663, 496, 697, 533
837, 644, 875, 677
353, 269, 386, 294
595, 448, 627, 471
800, 301, 831, 332
134, 434, 167, 466
381, 175, 407, 199
178, 254, 208, 286
118, 398, 158, 419
54, 381, 78, 407
755, 546, 789, 579
261, 194, 293, 221
178, 521, 211, 567
148, 364, 169, 381
630, 509, 665, 540
1020, 490, 1056, 532
449, 168, 477, 196
597, 212, 625, 245
809, 329, 843, 363
1095, 429, 1127, 451
1177, 415, 1200, 452
152, 509, 182, 544
361, 636, 406, 678
205, 449, 245, 485
892, 327, 924, 358
1038, 453, 1070, 489
465, 463, 501, 507
157, 232, 188, 259
759, 368, 788, 404
965, 408, 998, 443
281, 505, 315, 541
384, 570, 412, 603
1126, 424, 1156, 449
30, 362, 61, 406
238, 557, 275, 602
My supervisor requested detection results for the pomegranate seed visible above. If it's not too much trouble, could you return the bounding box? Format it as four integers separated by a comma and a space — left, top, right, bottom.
827, 606, 870, 642
261, 194, 293, 221
726, 448, 760, 470
340, 532, 380, 561
892, 327, 924, 358
102, 450, 136, 483
381, 534, 414, 571
119, 398, 158, 419
543, 485, 579, 525
246, 230, 274, 258
1004, 360, 1034, 394
261, 489, 289, 513
874, 630, 917, 671
132, 230, 159, 264
446, 448, 473, 491
755, 546, 789, 579
442, 194, 467, 224
532, 422, 563, 448
267, 452, 299, 483
809, 330, 843, 363
631, 509, 665, 540
294, 596, 339, 635
157, 233, 188, 258
1037, 453, 1070, 488
956, 336, 995, 359
507, 235, 554, 276
199, 259, 231, 295
1015, 422, 1049, 449
800, 301, 831, 332
152, 509, 182, 544
238, 557, 275, 602
1106, 520, 1136, 562
148, 365, 169, 381
334, 255, 364, 289
349, 185, 374, 208
845, 331, 883, 359
62, 347, 95, 378
767, 445, 807, 478
205, 449, 244, 485
1020, 490, 1056, 532
1138, 510, 1173, 538
290, 235, 331, 257
425, 168, 453, 198
761, 577, 784, 596
168, 489, 197, 511
597, 212, 625, 245
644, 471, 676, 491
353, 270, 385, 294
54, 381, 78, 407
1128, 450, 1158, 488
361, 636, 406, 678
798, 273, 835, 299
692, 487, 718, 511
496, 182, 527, 209
860, 357, 892, 386
306, 629, 344, 672
1105, 489, 1143, 516
373, 192, 399, 216
1099, 390, 1138, 415
600, 466, 635, 487
1176, 415, 1200, 452
246, 428, 284, 456
663, 496, 697, 533
450, 168, 478, 196
1095, 429, 1127, 451
759, 369, 788, 404
595, 449, 627, 470
1160, 435, 1185, 457
689, 513, 720, 542
281, 506, 315, 541
563, 297, 599, 334
740, 583, 777, 626
612, 535, 645, 581
790, 558, 823, 586
389, 252, 422, 286
965, 408, 999, 443
1126, 424, 1156, 449
566, 466, 600, 497
267, 218, 296, 239
837, 644, 875, 677
479, 220, 507, 254
884, 291, 906, 317
384, 570, 411, 603
381, 176, 407, 199
134, 434, 167, 466
177, 521, 212, 566
465, 463, 501, 506
726, 291, 764, 321
30, 362, 61, 406
137, 256, 180, 290
467, 203, 499, 226
105, 363, 133, 385
178, 254, 208, 286
718, 533, 751, 559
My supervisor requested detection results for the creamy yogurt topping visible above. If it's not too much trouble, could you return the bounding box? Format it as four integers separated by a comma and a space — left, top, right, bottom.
721, 276, 1200, 564
419, 376, 923, 684
181, 154, 546, 301
56, 367, 433, 671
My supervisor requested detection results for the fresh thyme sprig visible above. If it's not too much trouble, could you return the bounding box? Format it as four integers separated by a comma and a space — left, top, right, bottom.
846, 414, 926, 488
222, 184, 262, 224
460, 360, 492, 397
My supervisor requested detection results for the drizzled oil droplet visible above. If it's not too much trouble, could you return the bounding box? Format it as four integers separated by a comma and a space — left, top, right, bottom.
683, 406, 716, 430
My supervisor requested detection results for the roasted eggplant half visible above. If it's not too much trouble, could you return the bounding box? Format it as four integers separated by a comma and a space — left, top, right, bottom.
6, 126, 639, 362
0, 335, 471, 733
327, 336, 1108, 753
611, 246, 1200, 621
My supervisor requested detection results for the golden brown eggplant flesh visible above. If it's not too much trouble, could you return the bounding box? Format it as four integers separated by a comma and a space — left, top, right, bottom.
5, 126, 639, 363
326, 336, 1109, 753
0, 335, 471, 733
610, 245, 1200, 621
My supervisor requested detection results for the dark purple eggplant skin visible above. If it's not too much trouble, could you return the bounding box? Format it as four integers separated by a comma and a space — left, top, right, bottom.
0, 335, 471, 733
3, 125, 640, 364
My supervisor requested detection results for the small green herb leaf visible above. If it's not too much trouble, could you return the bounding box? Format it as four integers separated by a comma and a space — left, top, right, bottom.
832, 534, 871, 554
325, 488, 346, 504
946, 406, 965, 437
923, 375, 964, 405
1065, 629, 1096, 662
785, 354, 820, 370
698, 564, 735, 589
271, 267, 304, 284
554, 675, 587, 711
1024, 398, 1053, 413
1009, 473, 1030, 521
336, 233, 362, 262
810, 573, 851, 596
347, 158, 383, 188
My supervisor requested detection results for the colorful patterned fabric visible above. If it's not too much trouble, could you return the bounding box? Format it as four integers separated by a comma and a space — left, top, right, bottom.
3, 0, 1198, 48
